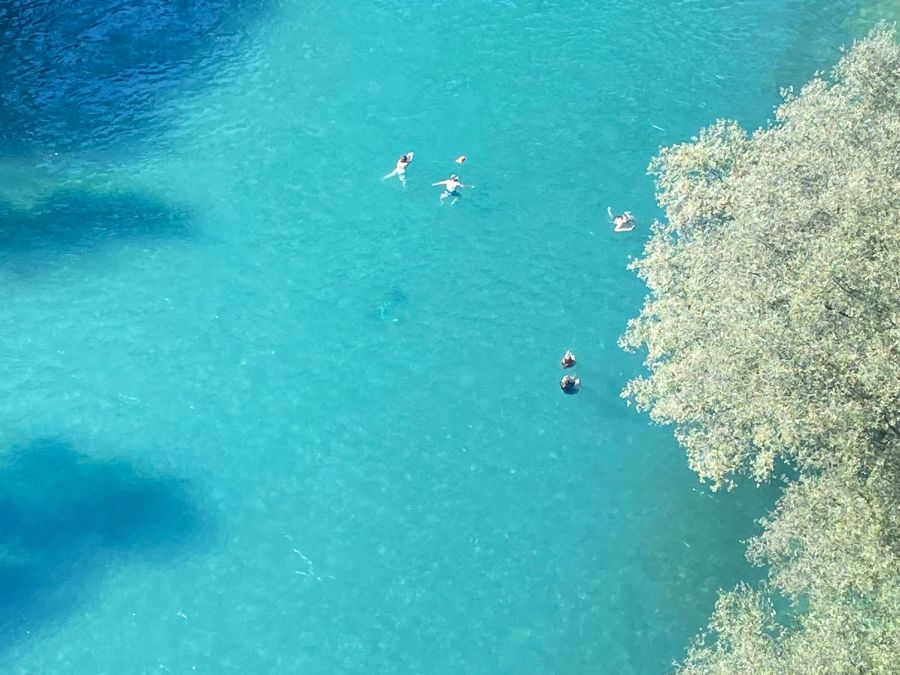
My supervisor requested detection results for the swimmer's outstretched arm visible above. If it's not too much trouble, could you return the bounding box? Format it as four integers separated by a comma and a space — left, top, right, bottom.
607, 206, 615, 220
432, 180, 448, 186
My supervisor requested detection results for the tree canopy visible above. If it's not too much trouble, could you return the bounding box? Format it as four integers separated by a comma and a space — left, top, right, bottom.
620, 25, 899, 674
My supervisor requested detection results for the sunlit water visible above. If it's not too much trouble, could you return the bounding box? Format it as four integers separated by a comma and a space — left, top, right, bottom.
0, 1, 869, 672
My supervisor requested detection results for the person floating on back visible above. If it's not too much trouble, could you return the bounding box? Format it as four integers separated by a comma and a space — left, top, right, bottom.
432, 174, 473, 205
561, 350, 576, 369
383, 152, 414, 189
608, 206, 635, 232
560, 374, 580, 394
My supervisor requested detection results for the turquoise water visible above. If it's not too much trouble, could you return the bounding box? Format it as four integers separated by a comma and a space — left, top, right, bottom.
0, 1, 865, 672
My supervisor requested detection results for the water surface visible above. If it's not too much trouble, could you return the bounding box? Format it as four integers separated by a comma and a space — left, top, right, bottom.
0, 1, 863, 672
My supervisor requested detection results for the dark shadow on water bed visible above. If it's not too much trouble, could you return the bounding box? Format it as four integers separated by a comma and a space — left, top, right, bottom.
0, 0, 271, 154
0, 438, 214, 652
0, 189, 193, 271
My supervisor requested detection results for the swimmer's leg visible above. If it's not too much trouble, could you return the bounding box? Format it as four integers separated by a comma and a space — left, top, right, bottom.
382, 169, 398, 181
399, 173, 408, 190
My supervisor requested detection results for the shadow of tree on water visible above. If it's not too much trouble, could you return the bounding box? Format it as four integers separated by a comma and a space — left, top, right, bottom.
0, 189, 193, 271
0, 438, 213, 650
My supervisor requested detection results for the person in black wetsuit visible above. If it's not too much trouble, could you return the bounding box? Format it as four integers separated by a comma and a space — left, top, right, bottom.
560, 374, 580, 394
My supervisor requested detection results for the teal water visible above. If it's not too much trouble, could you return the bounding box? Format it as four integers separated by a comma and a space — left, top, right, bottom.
0, 1, 867, 672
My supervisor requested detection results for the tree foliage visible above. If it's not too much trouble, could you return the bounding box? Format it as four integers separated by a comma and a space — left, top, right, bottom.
621, 25, 900, 488
681, 469, 899, 674
620, 25, 900, 673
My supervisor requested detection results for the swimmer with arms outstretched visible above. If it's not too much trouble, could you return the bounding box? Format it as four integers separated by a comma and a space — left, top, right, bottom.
383, 152, 414, 189
608, 206, 635, 232
432, 174, 473, 205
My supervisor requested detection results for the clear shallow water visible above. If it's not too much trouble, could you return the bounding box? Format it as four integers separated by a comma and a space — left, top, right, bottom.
0, 1, 866, 672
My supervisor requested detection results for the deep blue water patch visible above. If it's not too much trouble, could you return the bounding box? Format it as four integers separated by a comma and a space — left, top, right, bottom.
0, 0, 270, 154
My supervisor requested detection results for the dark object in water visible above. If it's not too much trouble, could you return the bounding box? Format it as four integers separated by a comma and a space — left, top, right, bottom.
560, 350, 576, 369
560, 375, 580, 394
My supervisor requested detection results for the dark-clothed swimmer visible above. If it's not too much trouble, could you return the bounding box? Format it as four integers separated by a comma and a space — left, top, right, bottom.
432, 174, 473, 205
560, 374, 580, 394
